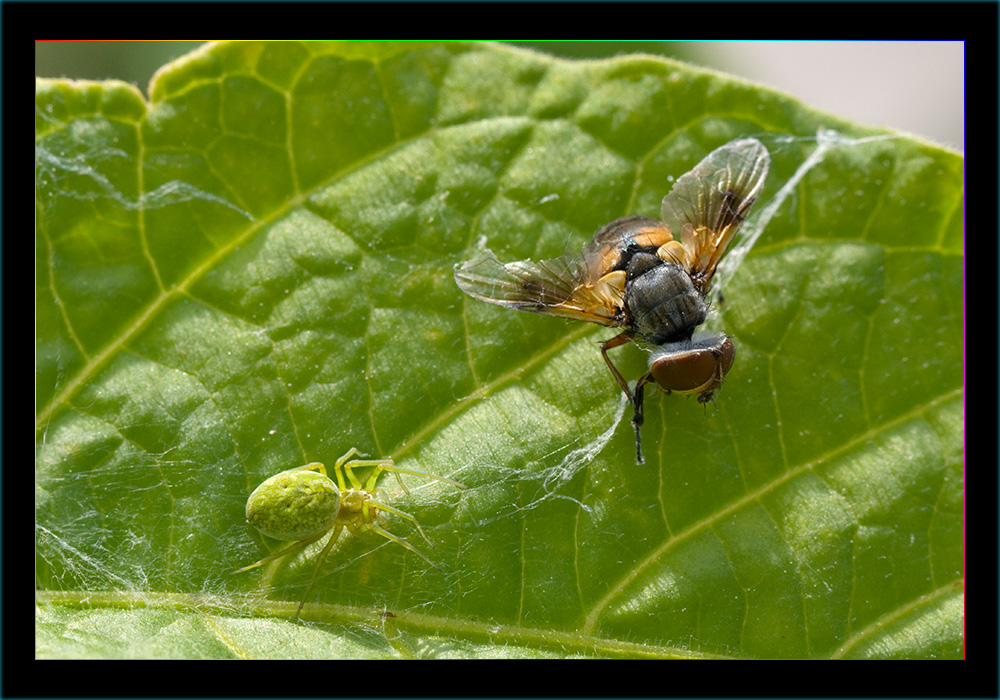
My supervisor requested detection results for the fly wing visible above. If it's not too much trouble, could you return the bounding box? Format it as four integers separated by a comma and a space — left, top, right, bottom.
454, 248, 624, 327
660, 138, 770, 292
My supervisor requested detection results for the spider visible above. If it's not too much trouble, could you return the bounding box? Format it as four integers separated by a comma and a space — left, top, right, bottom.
231, 448, 464, 621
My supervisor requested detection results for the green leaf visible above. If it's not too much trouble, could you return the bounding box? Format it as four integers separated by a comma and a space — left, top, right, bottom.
36, 41, 964, 659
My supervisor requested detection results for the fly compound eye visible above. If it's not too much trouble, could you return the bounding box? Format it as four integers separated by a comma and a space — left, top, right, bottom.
649, 335, 736, 398
650, 348, 719, 394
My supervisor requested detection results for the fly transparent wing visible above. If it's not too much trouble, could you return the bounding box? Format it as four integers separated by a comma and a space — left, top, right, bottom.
454, 249, 622, 327
714, 130, 861, 293
660, 138, 770, 292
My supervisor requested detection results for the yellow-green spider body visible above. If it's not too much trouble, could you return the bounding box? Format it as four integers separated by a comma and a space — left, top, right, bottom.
232, 449, 464, 621
246, 467, 342, 542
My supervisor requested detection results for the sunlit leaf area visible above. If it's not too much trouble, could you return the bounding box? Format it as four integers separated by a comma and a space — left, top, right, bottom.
36, 41, 963, 659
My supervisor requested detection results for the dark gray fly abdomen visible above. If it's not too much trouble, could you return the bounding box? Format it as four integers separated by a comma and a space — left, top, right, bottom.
624, 261, 708, 345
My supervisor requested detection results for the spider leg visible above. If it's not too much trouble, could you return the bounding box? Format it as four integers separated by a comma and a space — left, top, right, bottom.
293, 525, 344, 622
230, 529, 328, 575
367, 464, 466, 491
333, 449, 373, 490
369, 523, 439, 570
288, 462, 327, 476
334, 448, 365, 467
367, 501, 435, 548
344, 458, 467, 493
341, 458, 399, 492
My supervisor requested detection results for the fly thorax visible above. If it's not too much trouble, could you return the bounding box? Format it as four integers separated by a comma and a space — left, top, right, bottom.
624, 262, 708, 345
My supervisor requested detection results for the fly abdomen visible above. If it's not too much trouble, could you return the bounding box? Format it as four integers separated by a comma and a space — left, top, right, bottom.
624, 263, 708, 345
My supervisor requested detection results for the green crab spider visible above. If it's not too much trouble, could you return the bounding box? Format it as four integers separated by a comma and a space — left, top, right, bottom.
232, 448, 465, 621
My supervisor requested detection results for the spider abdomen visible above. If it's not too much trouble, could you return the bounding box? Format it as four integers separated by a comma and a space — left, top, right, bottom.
245, 468, 341, 542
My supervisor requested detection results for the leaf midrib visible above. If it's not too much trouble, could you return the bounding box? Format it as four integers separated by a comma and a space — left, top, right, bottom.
35, 589, 726, 658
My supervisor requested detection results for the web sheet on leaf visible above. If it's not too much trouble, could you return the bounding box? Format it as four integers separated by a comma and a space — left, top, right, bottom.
36, 129, 906, 626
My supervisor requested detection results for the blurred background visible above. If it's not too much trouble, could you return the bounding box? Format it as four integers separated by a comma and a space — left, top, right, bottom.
36, 41, 964, 152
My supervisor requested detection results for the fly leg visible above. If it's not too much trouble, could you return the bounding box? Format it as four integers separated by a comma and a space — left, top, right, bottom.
600, 332, 636, 401
601, 331, 654, 464
631, 371, 663, 465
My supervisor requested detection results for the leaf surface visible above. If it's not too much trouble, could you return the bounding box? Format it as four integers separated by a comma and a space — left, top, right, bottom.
36, 41, 964, 659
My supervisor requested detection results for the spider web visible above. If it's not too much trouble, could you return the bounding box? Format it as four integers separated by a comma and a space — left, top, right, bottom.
36, 125, 959, 661
36, 128, 856, 608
